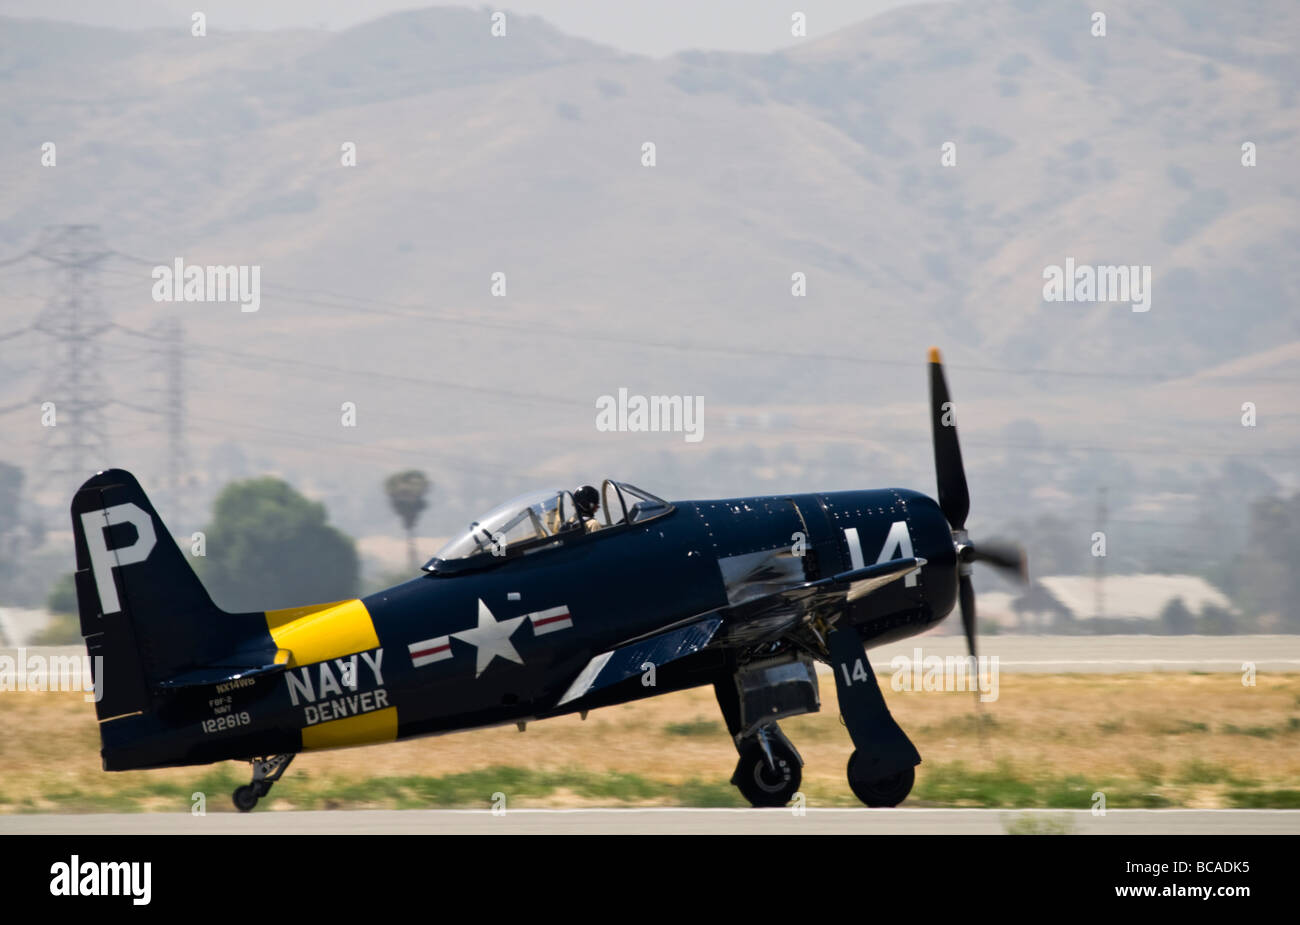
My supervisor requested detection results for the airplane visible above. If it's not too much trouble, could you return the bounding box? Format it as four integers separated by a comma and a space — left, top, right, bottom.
69, 348, 1025, 811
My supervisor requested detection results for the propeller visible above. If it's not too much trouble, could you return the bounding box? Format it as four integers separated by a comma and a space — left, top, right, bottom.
927, 347, 1027, 664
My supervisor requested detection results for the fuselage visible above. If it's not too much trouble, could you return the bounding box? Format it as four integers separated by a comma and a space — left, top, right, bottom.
100, 488, 957, 770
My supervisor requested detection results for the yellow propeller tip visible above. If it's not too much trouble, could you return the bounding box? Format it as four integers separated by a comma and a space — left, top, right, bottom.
928, 346, 942, 364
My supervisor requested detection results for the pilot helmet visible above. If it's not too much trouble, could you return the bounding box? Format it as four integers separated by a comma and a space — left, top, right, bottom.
574, 485, 600, 517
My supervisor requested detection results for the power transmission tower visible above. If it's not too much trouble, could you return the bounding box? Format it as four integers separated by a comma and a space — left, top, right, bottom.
31, 225, 114, 491
159, 315, 191, 521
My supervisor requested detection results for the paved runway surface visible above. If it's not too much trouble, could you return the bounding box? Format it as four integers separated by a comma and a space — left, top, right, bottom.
4, 808, 1297, 835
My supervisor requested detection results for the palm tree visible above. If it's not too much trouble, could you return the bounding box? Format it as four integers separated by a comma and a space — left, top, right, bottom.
383, 470, 431, 570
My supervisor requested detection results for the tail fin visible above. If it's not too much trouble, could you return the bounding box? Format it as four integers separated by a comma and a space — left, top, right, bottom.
71, 468, 270, 720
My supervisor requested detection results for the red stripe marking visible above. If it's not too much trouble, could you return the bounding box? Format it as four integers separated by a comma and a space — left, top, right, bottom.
533, 613, 571, 627
411, 644, 450, 659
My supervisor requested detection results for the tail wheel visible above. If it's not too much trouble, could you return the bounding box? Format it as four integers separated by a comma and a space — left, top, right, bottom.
847, 752, 915, 807
233, 753, 293, 812
732, 738, 802, 807
232, 785, 259, 812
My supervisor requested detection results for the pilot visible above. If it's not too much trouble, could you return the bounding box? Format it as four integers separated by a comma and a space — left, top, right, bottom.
574, 485, 602, 532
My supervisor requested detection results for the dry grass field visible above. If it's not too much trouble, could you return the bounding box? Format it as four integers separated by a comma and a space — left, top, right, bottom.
2, 672, 1297, 812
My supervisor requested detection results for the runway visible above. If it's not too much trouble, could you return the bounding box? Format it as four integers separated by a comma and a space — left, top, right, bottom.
4, 808, 1297, 835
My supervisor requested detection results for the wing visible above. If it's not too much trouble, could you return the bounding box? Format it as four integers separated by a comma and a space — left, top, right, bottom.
556, 616, 722, 706
707, 555, 927, 647
553, 557, 924, 707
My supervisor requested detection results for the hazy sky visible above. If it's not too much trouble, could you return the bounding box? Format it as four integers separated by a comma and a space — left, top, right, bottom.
0, 0, 926, 57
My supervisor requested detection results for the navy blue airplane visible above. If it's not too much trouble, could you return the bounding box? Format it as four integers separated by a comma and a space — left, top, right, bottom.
70, 349, 1024, 811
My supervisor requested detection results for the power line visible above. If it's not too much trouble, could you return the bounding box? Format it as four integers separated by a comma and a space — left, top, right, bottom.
97, 320, 1299, 462
108, 321, 578, 409
776, 419, 1300, 461
97, 254, 1300, 385
0, 247, 36, 268
15, 318, 1296, 465
184, 412, 525, 477
5, 244, 1292, 490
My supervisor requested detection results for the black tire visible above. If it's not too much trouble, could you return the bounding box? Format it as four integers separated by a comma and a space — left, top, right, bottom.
732, 738, 802, 807
846, 752, 915, 807
233, 785, 259, 813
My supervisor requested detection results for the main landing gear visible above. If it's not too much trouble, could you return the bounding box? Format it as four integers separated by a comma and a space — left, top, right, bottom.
731, 725, 802, 808
716, 634, 921, 808
233, 754, 294, 812
828, 626, 919, 807
714, 667, 810, 808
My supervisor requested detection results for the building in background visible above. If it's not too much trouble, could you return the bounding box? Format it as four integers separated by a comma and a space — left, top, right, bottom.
1006, 575, 1238, 633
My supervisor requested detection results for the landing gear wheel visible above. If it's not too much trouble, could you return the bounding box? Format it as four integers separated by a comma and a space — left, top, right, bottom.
232, 754, 294, 813
732, 738, 802, 807
847, 751, 915, 807
233, 785, 259, 812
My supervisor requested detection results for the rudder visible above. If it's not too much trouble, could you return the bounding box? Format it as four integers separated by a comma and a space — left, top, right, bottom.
71, 468, 268, 720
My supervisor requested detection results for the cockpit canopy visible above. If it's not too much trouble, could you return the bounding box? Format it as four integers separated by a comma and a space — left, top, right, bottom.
425, 480, 672, 572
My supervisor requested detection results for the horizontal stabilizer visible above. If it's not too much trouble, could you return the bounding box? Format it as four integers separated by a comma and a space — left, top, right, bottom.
154, 649, 290, 691
557, 617, 722, 707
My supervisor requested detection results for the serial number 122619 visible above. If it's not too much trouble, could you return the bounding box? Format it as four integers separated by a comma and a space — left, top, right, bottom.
202, 712, 251, 734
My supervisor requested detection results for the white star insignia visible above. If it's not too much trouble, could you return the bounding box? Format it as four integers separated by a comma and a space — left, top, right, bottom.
452, 598, 527, 677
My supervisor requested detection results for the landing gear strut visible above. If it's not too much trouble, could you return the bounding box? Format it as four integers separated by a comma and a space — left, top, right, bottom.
233, 754, 294, 812
714, 670, 810, 808
827, 626, 921, 808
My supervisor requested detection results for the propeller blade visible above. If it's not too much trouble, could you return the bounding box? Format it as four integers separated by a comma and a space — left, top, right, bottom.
959, 572, 976, 661
928, 347, 970, 531
970, 540, 1028, 582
